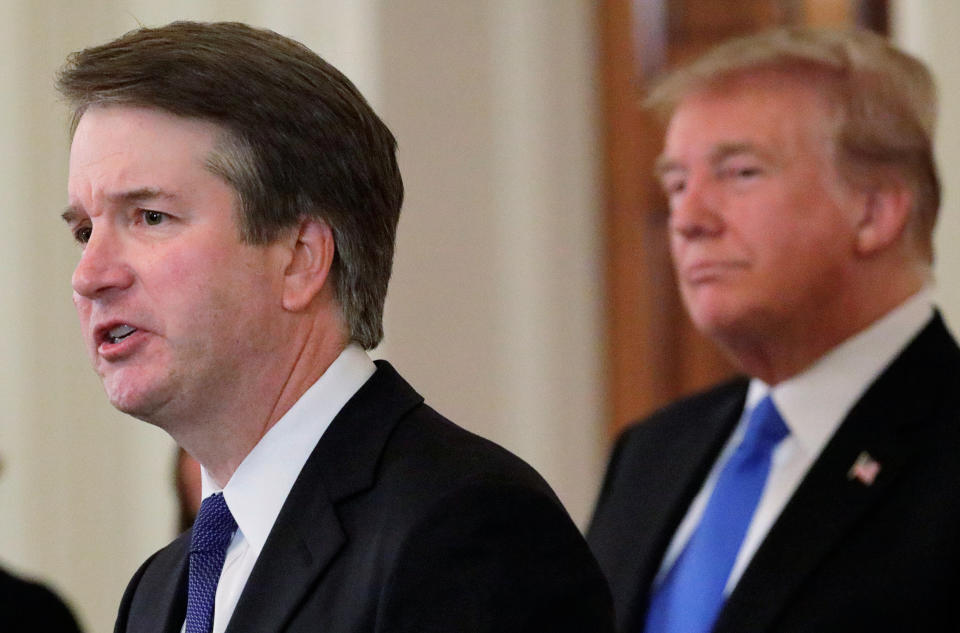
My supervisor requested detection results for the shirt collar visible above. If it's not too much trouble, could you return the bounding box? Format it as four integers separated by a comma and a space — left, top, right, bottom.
745, 288, 934, 456
199, 343, 376, 554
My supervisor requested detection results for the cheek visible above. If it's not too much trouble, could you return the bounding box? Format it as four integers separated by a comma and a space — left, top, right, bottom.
157, 244, 207, 283
669, 233, 684, 264
148, 236, 281, 335
149, 240, 240, 303
196, 264, 278, 343
742, 198, 826, 266
758, 228, 850, 305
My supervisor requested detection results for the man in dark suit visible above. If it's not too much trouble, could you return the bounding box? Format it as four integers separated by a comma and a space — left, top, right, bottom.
588, 27, 960, 632
58, 22, 613, 633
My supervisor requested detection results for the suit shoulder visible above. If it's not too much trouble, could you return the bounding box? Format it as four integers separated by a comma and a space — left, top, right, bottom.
616, 377, 748, 448
373, 405, 615, 630
590, 378, 745, 526
115, 532, 189, 633
0, 566, 82, 632
378, 475, 615, 631
381, 403, 558, 500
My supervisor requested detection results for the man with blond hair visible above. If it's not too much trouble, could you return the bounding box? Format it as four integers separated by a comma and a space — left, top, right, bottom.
588, 26, 959, 632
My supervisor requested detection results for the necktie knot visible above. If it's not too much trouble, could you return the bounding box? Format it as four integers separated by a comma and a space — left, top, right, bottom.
739, 395, 789, 456
190, 493, 238, 553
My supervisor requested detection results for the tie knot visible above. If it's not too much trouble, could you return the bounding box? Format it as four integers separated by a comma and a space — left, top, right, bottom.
742, 395, 789, 453
190, 493, 237, 554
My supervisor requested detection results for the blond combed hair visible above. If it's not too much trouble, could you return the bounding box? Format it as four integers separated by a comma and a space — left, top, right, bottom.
648, 27, 940, 262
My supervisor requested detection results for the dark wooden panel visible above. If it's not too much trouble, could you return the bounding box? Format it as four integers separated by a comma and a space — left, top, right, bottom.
599, 0, 676, 429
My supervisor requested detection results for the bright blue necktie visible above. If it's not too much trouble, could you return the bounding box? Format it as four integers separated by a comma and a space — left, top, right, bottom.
644, 395, 789, 633
185, 493, 237, 633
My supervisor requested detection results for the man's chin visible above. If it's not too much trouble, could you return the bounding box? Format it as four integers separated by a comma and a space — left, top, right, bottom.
687, 304, 756, 346
102, 378, 169, 423
686, 299, 737, 334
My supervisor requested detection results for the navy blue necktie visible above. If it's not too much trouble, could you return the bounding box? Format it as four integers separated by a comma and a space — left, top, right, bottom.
186, 493, 237, 633
644, 395, 789, 633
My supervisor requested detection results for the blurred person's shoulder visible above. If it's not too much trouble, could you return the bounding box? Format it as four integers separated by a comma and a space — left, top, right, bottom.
0, 564, 83, 632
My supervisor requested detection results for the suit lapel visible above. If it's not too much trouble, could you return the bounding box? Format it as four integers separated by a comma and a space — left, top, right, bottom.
223, 361, 423, 633
715, 315, 959, 633
160, 555, 189, 633
125, 534, 189, 633
221, 486, 345, 633
603, 381, 747, 631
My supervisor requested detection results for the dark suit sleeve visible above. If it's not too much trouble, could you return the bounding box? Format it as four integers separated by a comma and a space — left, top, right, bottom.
377, 480, 615, 633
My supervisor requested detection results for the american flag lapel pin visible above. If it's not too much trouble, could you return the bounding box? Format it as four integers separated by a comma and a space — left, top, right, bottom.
848, 451, 881, 486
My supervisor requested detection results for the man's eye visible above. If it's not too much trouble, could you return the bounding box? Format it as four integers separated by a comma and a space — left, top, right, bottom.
142, 210, 166, 225
661, 177, 686, 197
720, 165, 762, 180
74, 226, 92, 244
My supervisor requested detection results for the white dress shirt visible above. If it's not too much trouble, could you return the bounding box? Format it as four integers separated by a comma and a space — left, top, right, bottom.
181, 343, 376, 633
653, 289, 934, 595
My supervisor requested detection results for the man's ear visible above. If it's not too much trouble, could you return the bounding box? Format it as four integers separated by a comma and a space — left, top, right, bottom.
282, 217, 335, 312
854, 179, 914, 257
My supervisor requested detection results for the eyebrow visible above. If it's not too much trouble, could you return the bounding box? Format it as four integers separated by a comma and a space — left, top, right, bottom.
655, 142, 777, 178
654, 154, 679, 178
61, 187, 178, 223
61, 207, 82, 224
709, 142, 768, 164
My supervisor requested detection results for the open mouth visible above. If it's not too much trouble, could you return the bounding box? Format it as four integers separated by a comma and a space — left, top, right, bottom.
107, 324, 137, 344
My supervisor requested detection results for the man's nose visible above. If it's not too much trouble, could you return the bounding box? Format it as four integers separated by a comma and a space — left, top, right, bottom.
669, 175, 724, 240
71, 228, 134, 299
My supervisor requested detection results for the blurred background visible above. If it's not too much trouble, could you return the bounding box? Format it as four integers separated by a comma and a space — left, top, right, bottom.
0, 1, 955, 630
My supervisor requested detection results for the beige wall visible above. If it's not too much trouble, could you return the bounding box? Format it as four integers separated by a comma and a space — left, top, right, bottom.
378, 0, 604, 533
0, 2, 603, 631
894, 2, 960, 332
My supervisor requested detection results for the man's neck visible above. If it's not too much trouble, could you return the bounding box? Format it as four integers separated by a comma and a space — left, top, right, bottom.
173, 327, 350, 488
724, 273, 928, 386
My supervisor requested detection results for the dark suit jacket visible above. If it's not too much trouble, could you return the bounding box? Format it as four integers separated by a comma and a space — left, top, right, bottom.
588, 314, 960, 632
0, 565, 83, 632
115, 361, 614, 633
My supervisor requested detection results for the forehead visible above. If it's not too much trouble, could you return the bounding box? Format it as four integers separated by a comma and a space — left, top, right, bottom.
69, 105, 226, 193
663, 76, 836, 163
